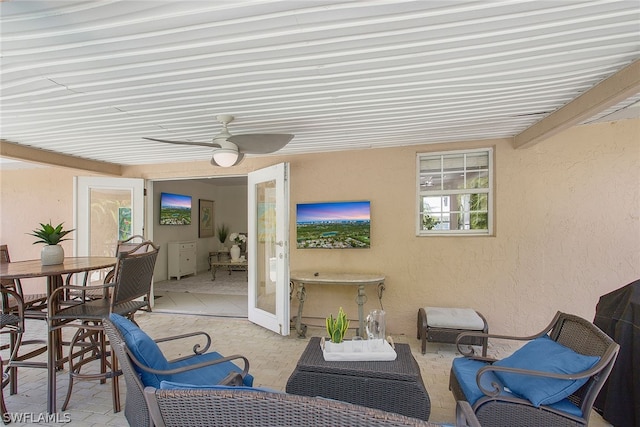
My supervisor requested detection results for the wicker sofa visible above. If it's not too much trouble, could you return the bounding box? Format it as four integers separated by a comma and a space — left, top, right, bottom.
143, 386, 481, 427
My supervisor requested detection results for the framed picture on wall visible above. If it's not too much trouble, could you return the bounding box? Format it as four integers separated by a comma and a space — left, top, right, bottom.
199, 199, 215, 238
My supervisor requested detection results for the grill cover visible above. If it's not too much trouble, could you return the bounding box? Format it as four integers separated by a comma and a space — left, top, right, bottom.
593, 279, 640, 427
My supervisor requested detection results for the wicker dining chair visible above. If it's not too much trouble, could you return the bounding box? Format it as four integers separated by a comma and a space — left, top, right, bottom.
449, 311, 619, 427
0, 244, 48, 316
48, 240, 159, 412
1, 288, 24, 424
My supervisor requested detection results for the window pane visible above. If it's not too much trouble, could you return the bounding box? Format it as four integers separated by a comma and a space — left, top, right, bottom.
442, 172, 464, 190
467, 171, 489, 188
466, 152, 489, 170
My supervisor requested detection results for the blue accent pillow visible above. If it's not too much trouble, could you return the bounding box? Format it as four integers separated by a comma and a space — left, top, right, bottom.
493, 335, 600, 407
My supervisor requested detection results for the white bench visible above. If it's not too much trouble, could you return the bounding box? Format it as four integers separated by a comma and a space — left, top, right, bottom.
417, 307, 488, 355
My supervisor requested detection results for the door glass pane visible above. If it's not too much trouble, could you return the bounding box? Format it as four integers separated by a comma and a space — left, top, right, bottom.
255, 180, 277, 314
89, 188, 132, 282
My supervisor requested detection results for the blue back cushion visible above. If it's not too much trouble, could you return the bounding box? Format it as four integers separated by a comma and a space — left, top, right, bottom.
110, 313, 170, 387
493, 335, 600, 406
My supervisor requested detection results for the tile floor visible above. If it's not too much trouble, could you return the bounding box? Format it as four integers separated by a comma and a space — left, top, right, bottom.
2, 305, 612, 426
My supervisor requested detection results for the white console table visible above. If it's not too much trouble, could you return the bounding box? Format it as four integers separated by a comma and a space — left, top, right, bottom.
289, 271, 386, 338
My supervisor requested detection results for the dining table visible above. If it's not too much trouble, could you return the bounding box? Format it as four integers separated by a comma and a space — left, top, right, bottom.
0, 256, 116, 414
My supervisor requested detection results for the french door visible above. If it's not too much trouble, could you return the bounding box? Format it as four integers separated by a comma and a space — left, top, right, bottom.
74, 176, 145, 283
247, 163, 290, 336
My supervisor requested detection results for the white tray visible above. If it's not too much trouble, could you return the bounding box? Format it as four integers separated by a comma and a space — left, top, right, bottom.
321, 337, 397, 361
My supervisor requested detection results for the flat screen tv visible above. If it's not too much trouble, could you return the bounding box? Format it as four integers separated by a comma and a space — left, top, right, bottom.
296, 200, 370, 249
160, 192, 192, 225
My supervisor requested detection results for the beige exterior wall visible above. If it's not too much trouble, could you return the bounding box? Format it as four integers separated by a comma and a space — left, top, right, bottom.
1, 119, 638, 336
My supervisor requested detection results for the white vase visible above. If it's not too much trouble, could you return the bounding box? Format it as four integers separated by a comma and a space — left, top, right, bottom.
41, 244, 64, 265
230, 244, 241, 261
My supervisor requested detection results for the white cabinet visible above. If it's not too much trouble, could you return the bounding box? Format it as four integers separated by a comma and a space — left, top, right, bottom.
168, 241, 196, 280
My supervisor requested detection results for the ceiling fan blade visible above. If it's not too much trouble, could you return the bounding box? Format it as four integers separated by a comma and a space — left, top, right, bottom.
143, 137, 221, 148
228, 134, 294, 154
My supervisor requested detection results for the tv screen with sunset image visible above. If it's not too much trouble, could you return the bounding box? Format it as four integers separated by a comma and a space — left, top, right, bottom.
296, 201, 370, 249
160, 192, 192, 225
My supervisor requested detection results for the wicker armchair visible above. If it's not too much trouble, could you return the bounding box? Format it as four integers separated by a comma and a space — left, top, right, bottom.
143, 387, 481, 427
103, 315, 252, 427
449, 311, 619, 427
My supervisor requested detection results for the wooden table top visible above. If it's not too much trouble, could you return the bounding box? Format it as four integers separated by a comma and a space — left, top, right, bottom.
0, 256, 116, 279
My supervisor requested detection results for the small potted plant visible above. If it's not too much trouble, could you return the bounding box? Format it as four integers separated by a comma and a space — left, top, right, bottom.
28, 221, 75, 265
326, 307, 350, 344
216, 223, 229, 251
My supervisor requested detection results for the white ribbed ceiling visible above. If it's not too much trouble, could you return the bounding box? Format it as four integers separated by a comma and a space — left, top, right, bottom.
1, 0, 639, 166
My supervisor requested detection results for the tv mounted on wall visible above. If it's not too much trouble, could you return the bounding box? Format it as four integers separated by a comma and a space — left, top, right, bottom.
296, 200, 370, 249
160, 192, 192, 225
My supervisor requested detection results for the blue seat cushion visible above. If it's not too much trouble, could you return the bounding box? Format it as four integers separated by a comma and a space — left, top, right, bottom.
167, 351, 254, 387
452, 357, 507, 405
109, 313, 253, 388
452, 356, 583, 417
493, 335, 600, 407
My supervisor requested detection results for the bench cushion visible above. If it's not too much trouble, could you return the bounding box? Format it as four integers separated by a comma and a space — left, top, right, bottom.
425, 307, 485, 330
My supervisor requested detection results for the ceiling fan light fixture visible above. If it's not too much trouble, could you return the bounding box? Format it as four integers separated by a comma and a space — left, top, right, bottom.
212, 147, 239, 167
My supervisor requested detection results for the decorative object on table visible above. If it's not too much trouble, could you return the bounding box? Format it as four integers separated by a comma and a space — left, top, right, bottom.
320, 336, 397, 361
216, 223, 229, 250
198, 199, 215, 238
228, 232, 246, 262
326, 306, 349, 344
366, 309, 386, 341
28, 221, 74, 265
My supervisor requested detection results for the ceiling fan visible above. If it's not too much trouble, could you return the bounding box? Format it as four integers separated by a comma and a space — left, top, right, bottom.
143, 115, 294, 167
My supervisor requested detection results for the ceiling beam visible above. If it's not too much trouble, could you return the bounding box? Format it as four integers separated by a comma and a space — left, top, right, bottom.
0, 139, 122, 175
513, 59, 640, 149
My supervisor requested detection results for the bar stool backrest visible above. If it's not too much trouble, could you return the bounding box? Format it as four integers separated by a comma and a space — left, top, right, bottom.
110, 241, 159, 307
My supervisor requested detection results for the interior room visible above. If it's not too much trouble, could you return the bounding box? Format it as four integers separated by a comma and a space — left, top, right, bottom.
151, 176, 250, 317
1, 2, 638, 426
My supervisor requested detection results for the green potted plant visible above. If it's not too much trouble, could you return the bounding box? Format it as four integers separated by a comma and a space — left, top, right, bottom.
326, 307, 350, 344
216, 223, 229, 251
28, 221, 74, 265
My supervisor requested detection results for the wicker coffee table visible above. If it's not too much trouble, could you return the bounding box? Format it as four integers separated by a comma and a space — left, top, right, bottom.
286, 337, 431, 420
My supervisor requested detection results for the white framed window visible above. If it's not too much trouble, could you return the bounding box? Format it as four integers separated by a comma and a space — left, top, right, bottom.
416, 148, 493, 236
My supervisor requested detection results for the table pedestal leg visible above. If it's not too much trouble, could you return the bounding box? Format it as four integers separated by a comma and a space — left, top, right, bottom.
356, 285, 367, 337
295, 282, 307, 337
